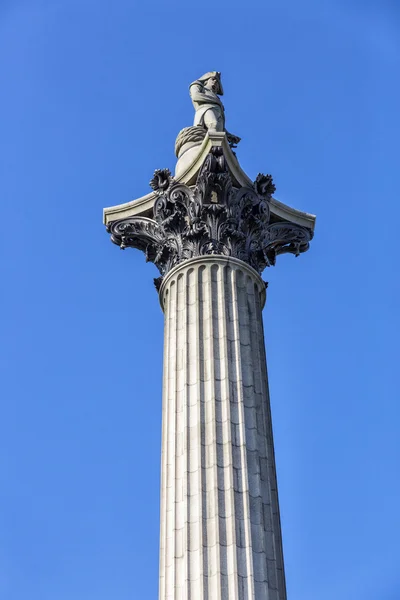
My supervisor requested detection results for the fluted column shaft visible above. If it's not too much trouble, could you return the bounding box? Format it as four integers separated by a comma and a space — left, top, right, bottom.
159, 256, 286, 600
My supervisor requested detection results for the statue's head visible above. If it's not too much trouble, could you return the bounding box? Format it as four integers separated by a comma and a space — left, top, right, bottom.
197, 71, 224, 96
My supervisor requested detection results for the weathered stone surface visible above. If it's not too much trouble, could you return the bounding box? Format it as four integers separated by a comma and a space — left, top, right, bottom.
158, 256, 286, 600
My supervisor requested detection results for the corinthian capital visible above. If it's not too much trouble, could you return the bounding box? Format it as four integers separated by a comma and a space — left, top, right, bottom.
107, 146, 313, 290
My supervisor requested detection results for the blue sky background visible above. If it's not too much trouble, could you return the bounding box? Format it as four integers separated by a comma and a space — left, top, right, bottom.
1, 0, 399, 598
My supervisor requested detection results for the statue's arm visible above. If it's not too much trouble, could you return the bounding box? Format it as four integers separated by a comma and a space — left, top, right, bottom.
190, 83, 221, 106
189, 83, 209, 104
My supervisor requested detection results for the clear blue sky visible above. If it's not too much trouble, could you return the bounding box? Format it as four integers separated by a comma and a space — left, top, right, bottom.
1, 1, 399, 598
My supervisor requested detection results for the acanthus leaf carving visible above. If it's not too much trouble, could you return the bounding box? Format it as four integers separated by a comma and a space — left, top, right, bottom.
107, 149, 313, 287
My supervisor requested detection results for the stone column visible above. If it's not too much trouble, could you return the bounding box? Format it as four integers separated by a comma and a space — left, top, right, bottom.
105, 139, 314, 598
158, 256, 286, 600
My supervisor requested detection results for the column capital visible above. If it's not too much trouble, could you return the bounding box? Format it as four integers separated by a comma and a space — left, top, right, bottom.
106, 147, 314, 290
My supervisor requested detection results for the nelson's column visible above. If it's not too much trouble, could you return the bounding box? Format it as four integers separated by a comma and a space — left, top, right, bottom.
104, 72, 315, 600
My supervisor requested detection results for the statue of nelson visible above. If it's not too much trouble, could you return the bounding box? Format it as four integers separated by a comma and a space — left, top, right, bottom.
189, 72, 241, 147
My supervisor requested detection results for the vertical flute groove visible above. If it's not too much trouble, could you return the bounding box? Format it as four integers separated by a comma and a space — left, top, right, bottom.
230, 268, 255, 600
159, 287, 170, 600
165, 279, 177, 599
176, 273, 188, 599
206, 265, 222, 599
220, 265, 240, 599
245, 276, 271, 598
255, 284, 286, 600
212, 265, 228, 598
